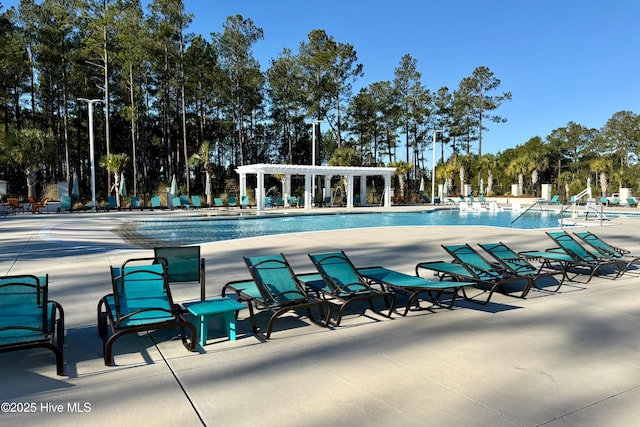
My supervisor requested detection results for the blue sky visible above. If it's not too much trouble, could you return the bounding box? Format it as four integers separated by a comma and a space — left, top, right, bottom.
3, 0, 639, 158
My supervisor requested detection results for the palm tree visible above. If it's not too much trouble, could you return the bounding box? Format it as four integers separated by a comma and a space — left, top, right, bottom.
0, 128, 55, 199
188, 141, 215, 206
100, 153, 129, 208
506, 156, 532, 196
590, 158, 611, 197
388, 160, 412, 201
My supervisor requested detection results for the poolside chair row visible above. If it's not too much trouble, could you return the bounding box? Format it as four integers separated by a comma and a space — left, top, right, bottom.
221, 251, 478, 338
8, 231, 632, 374
518, 231, 634, 283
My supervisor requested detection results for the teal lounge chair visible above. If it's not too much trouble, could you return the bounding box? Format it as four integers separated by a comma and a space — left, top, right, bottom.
150, 195, 162, 210
626, 198, 637, 207
154, 246, 206, 303
304, 251, 471, 316
191, 195, 202, 208
171, 196, 182, 210
222, 254, 331, 338
180, 195, 192, 209
98, 258, 196, 366
108, 195, 118, 211
57, 195, 73, 213
306, 251, 396, 325
0, 274, 65, 375
441, 244, 534, 299
548, 195, 560, 205
573, 231, 640, 272
130, 196, 144, 211
214, 197, 224, 209
227, 196, 237, 207
544, 231, 625, 282
478, 242, 565, 291
240, 195, 250, 208
415, 245, 533, 304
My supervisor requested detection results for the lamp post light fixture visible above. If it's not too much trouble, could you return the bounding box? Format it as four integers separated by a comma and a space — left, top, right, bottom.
78, 98, 102, 212
431, 129, 444, 205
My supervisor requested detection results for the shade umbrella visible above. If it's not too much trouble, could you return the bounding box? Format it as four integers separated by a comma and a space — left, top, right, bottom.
419, 176, 425, 193
171, 174, 178, 196
71, 172, 79, 197
119, 172, 127, 196
442, 179, 448, 198
480, 177, 484, 195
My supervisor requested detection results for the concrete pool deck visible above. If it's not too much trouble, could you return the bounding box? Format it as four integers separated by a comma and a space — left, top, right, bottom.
1, 206, 640, 426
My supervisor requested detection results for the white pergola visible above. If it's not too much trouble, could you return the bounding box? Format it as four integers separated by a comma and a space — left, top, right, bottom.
235, 164, 397, 211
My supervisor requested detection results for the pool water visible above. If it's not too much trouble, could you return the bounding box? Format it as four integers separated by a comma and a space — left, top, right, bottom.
134, 210, 564, 245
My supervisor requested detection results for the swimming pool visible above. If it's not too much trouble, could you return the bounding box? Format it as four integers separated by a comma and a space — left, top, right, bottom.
132, 210, 565, 245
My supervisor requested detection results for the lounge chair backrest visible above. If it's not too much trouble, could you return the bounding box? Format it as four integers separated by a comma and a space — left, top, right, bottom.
111, 258, 173, 324
191, 195, 202, 207
228, 196, 237, 206
154, 246, 205, 301
442, 244, 501, 280
172, 197, 182, 208
244, 254, 307, 304
0, 275, 48, 337
307, 252, 370, 294
180, 195, 191, 206
478, 242, 537, 275
573, 232, 626, 259
61, 196, 71, 209
214, 198, 224, 207
108, 196, 117, 208
546, 231, 602, 263
241, 196, 250, 207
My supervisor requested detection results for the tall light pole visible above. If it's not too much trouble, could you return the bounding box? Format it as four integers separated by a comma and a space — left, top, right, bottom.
312, 119, 322, 202
431, 129, 443, 205
78, 98, 102, 212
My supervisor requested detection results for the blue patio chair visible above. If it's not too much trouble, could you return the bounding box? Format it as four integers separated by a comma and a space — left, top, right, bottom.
57, 195, 73, 213
306, 251, 396, 325
573, 231, 640, 273
150, 195, 162, 210
240, 195, 251, 208
130, 196, 143, 211
222, 253, 331, 338
544, 231, 626, 282
191, 195, 203, 209
108, 195, 118, 211
171, 196, 182, 210
0, 274, 65, 375
180, 195, 192, 209
227, 196, 237, 207
154, 246, 206, 303
478, 242, 565, 291
214, 197, 224, 209
98, 257, 196, 366
415, 244, 533, 304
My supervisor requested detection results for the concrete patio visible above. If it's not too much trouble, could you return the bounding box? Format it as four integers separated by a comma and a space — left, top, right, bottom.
1, 207, 640, 426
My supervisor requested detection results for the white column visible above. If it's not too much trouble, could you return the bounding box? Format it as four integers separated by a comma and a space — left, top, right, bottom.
346, 175, 354, 208
239, 173, 247, 199
324, 176, 332, 206
284, 174, 292, 207
256, 171, 265, 211
384, 174, 392, 207
359, 175, 367, 206
304, 173, 312, 209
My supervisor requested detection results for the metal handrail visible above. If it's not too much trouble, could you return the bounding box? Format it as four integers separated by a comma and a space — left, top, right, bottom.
510, 200, 562, 227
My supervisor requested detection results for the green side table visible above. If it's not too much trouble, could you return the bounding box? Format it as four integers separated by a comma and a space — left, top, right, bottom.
183, 298, 245, 346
